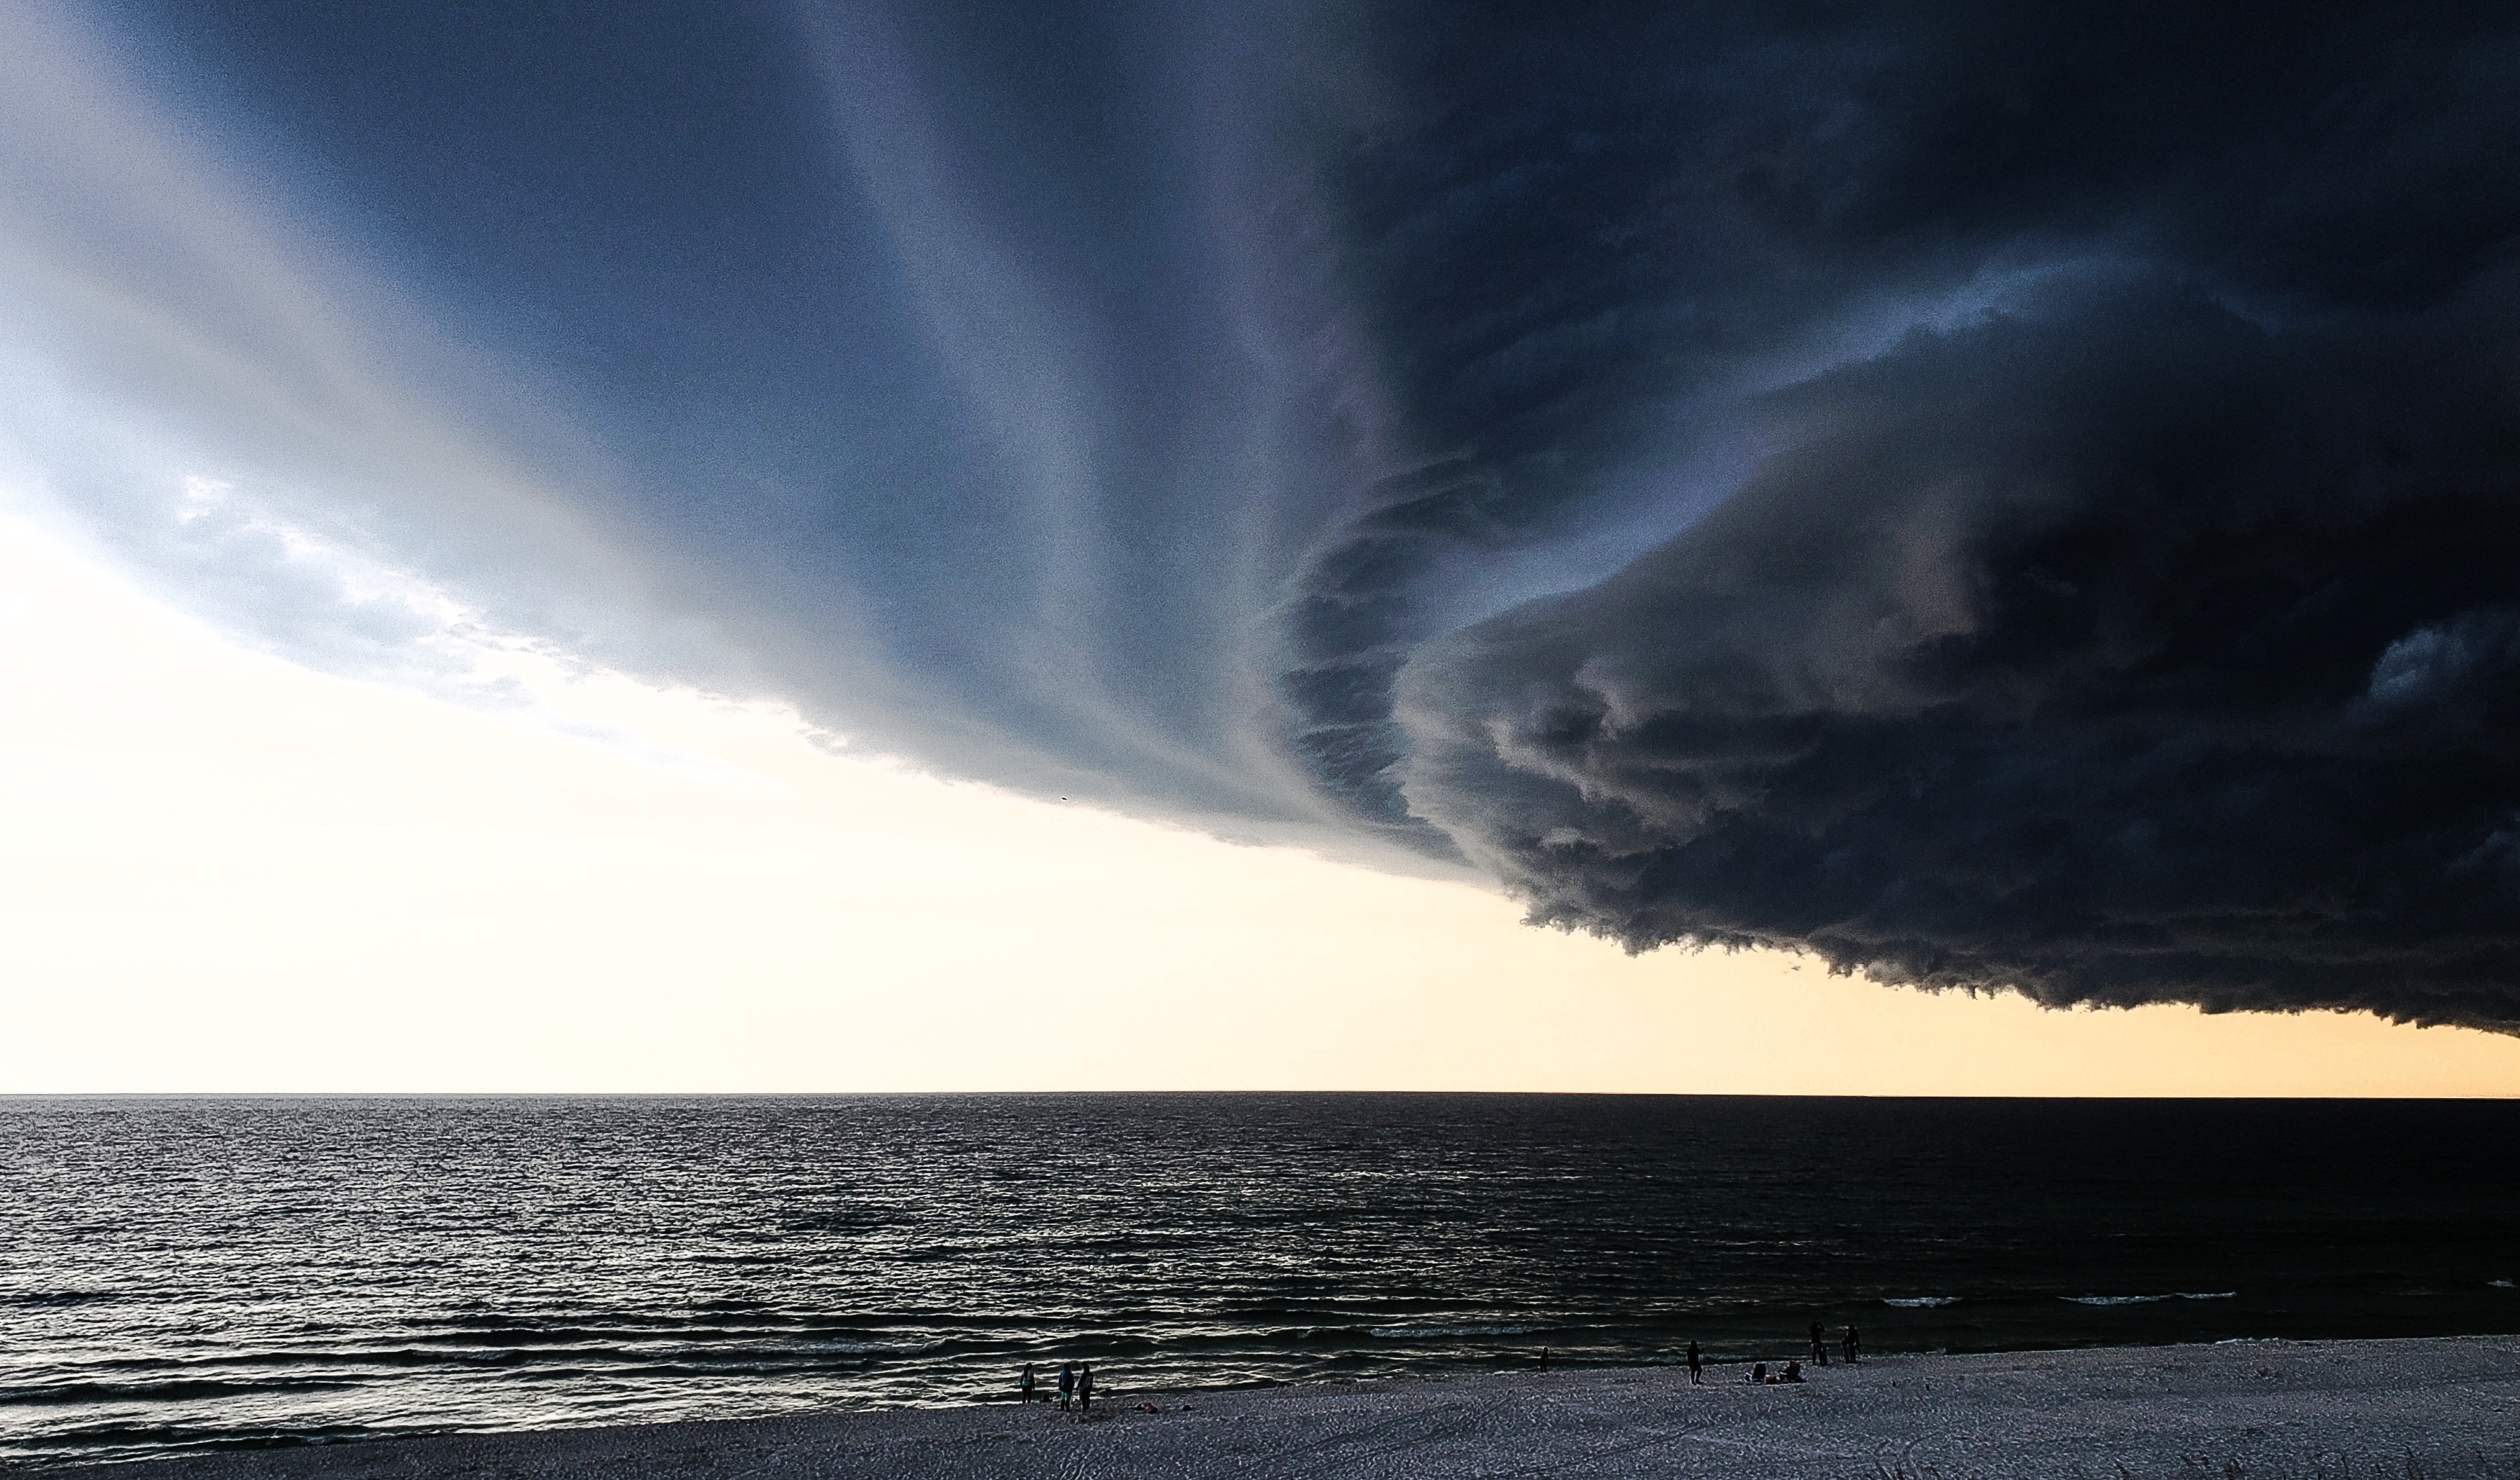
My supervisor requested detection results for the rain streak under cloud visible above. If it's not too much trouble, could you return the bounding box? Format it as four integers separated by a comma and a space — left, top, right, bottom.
9, 0, 2520, 1029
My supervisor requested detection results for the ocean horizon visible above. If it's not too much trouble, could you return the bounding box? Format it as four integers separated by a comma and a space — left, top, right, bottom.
6, 1093, 2516, 1466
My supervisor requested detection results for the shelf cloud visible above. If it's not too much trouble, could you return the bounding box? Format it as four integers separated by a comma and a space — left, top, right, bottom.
13, 0, 2520, 1024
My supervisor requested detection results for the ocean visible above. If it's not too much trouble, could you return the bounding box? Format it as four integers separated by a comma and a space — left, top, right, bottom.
4, 1095, 2514, 1465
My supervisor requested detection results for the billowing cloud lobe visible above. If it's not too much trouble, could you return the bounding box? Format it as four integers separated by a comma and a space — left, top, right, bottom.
1304, 1, 2520, 1028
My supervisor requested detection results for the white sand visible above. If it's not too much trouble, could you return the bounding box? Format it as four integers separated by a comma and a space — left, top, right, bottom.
42, 1336, 2520, 1479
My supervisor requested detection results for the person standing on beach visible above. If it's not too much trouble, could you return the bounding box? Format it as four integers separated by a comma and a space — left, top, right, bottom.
1078, 1364, 1095, 1413
1686, 1341, 1702, 1385
1844, 1326, 1861, 1363
1809, 1321, 1828, 1365
1020, 1363, 1036, 1404
1058, 1364, 1074, 1411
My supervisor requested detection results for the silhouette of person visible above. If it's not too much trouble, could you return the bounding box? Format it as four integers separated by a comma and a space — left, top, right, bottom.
1844, 1325, 1861, 1362
1686, 1341, 1702, 1385
1540, 1346, 1550, 1371
1809, 1321, 1828, 1364
1783, 1359, 1804, 1383
1079, 1364, 1095, 1413
1020, 1363, 1036, 1404
1058, 1364, 1074, 1410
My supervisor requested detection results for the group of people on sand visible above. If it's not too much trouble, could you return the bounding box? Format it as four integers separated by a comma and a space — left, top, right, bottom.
1810, 1320, 1861, 1366
1018, 1362, 1095, 1411
1676, 1322, 1861, 1386
1025, 1321, 1862, 1409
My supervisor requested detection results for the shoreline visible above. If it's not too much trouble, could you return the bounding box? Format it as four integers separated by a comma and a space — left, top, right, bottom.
33, 1334, 2520, 1479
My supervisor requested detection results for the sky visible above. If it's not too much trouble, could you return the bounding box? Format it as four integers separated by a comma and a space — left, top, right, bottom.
4, 0, 2519, 1092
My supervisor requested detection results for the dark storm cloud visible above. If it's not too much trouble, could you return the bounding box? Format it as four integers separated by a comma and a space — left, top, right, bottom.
25, 0, 2520, 1020
1268, 0, 2520, 1024
1402, 275, 2520, 1029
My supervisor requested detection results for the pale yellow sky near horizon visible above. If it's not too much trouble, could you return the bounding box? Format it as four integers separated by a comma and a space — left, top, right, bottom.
3, 500, 2517, 1096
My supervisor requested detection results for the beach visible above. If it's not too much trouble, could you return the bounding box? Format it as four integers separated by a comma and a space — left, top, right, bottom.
40, 1336, 2518, 1480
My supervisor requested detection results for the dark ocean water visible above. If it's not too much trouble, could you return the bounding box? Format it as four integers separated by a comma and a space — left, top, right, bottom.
3, 1095, 2515, 1466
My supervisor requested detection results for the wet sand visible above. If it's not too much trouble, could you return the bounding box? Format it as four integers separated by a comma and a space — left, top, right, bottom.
41, 1335, 2520, 1479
